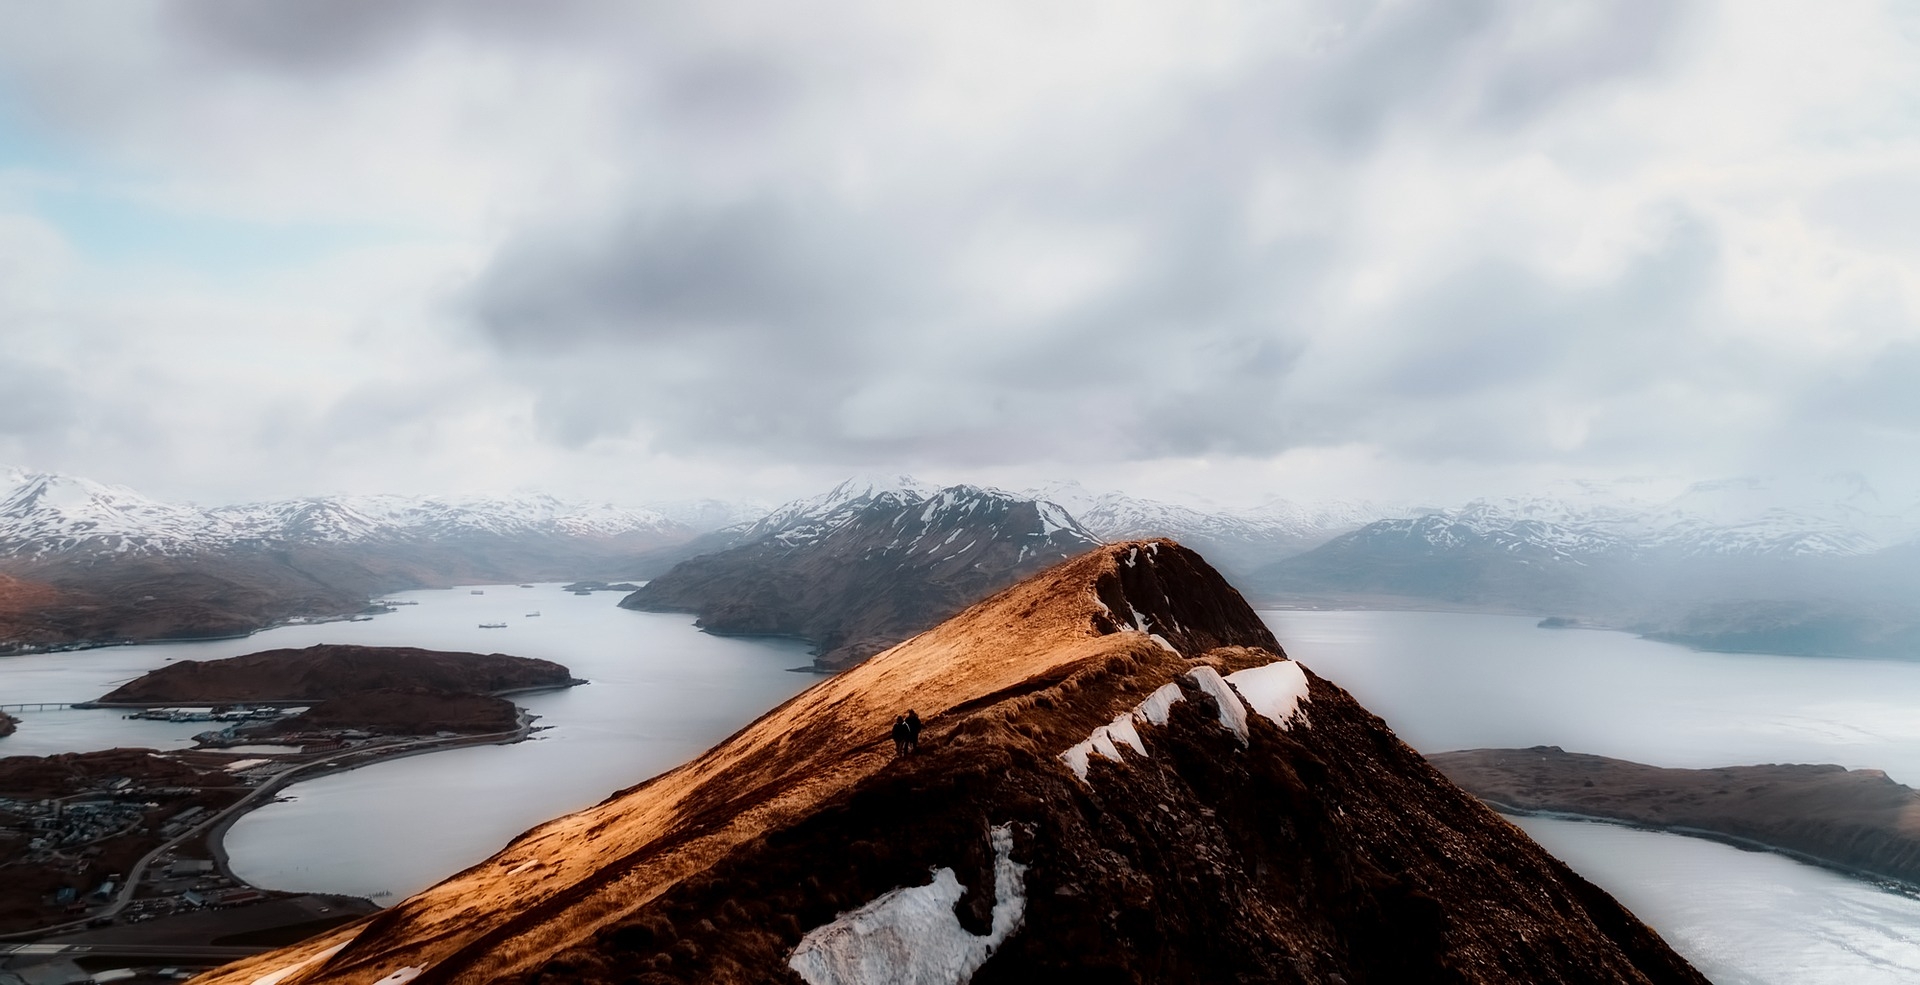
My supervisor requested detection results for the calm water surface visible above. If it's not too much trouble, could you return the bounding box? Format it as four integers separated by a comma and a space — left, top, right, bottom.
0, 584, 814, 898
1267, 609, 1920, 985
219, 585, 814, 897
10, 599, 1920, 982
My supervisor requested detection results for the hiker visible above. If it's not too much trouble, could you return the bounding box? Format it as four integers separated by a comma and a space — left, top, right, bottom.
904, 709, 922, 753
891, 715, 911, 757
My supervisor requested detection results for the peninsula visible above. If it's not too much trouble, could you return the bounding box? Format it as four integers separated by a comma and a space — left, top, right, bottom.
1430, 746, 1920, 889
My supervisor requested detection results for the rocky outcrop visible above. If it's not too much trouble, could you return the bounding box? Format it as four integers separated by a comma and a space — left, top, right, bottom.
623, 484, 1100, 669
1431, 746, 1920, 888
200, 541, 1704, 985
0, 711, 14, 740
94, 644, 577, 705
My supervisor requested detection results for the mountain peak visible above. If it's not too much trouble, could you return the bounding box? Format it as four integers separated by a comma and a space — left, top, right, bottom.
203, 540, 1703, 985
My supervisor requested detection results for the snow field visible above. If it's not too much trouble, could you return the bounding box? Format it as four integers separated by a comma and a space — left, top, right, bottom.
787, 824, 1027, 985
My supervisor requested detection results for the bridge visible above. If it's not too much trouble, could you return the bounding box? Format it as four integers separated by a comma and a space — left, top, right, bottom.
0, 702, 74, 713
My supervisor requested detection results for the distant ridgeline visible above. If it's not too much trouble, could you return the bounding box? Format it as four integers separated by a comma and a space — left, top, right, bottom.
621, 481, 1102, 669
0, 469, 729, 651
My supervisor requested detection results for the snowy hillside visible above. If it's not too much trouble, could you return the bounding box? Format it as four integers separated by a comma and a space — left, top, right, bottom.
0, 468, 714, 560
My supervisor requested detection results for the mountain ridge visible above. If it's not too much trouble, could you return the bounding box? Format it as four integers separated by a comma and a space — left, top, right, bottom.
196, 541, 1706, 985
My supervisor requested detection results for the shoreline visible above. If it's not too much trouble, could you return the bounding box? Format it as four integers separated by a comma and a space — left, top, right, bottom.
75, 678, 586, 710
202, 706, 539, 897
1430, 747, 1920, 900
1492, 802, 1920, 899
0, 707, 539, 942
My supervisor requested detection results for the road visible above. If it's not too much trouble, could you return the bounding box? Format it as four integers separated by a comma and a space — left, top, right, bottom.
0, 713, 532, 942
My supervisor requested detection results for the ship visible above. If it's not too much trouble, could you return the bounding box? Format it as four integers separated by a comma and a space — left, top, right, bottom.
478, 622, 509, 629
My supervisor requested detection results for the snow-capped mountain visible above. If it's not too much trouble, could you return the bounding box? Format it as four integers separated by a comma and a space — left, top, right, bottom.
625, 477, 1101, 667
0, 469, 238, 558
734, 473, 944, 545
0, 469, 706, 560
1254, 477, 1920, 645
1320, 477, 1917, 567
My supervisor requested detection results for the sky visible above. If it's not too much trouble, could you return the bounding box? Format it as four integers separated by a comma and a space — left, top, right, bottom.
1, 1, 1918, 510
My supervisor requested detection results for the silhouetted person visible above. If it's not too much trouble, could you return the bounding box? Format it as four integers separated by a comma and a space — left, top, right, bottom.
904, 709, 922, 753
891, 715, 911, 757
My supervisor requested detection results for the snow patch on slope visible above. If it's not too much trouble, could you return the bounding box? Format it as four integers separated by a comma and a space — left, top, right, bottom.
1061, 711, 1148, 781
1185, 665, 1249, 744
248, 941, 350, 985
788, 824, 1026, 985
1225, 661, 1311, 729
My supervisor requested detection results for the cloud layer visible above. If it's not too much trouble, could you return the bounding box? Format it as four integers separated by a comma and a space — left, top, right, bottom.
0, 0, 1917, 505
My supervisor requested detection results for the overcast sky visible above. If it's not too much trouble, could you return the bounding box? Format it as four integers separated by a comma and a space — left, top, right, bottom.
0, 1, 1917, 510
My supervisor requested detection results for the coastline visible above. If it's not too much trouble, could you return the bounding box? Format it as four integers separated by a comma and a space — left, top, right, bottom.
201, 706, 540, 896
1492, 802, 1920, 899
1431, 747, 1920, 899
0, 707, 540, 943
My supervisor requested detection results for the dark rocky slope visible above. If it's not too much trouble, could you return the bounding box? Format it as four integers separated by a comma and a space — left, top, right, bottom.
1432, 746, 1920, 887
95, 644, 577, 705
623, 484, 1099, 668
200, 541, 1704, 985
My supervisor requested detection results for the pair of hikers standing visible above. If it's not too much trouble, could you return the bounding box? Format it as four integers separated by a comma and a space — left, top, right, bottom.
891, 709, 922, 756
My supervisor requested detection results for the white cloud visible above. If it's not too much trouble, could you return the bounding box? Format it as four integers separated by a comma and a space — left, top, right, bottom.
0, 0, 1917, 505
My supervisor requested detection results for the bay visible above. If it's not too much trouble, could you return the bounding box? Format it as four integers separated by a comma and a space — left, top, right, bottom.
1266, 608, 1920, 985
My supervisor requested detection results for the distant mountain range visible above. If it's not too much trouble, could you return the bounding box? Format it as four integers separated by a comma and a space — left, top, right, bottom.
1252, 477, 1920, 658
0, 468, 750, 652
1023, 480, 1390, 580
5, 466, 1918, 661
0, 468, 711, 558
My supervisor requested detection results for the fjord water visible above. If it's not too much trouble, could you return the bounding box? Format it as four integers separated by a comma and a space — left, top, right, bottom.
0, 584, 814, 897
11, 597, 1920, 980
1268, 609, 1920, 985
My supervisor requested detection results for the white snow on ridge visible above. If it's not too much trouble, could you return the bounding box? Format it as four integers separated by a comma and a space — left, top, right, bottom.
1061, 711, 1149, 781
1058, 660, 1309, 781
247, 941, 351, 985
1134, 682, 1185, 726
788, 824, 1027, 985
1224, 661, 1311, 729
1184, 666, 1248, 745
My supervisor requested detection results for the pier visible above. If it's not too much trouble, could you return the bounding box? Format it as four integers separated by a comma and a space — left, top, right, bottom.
0, 702, 73, 713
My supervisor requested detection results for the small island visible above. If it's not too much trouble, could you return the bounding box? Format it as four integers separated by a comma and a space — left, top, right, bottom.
0, 644, 583, 946
1430, 746, 1920, 889
561, 580, 640, 594
0, 710, 16, 739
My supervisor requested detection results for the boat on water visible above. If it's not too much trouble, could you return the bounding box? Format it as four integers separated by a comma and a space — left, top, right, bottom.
478, 622, 509, 629
525, 611, 542, 618
470, 589, 485, 595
